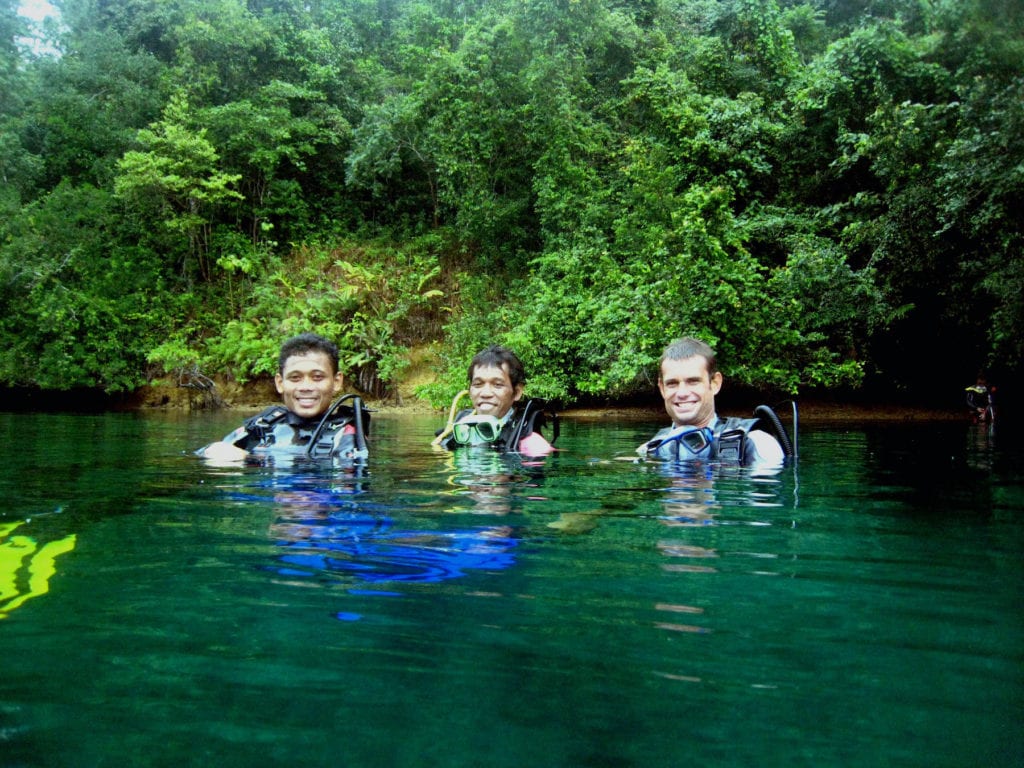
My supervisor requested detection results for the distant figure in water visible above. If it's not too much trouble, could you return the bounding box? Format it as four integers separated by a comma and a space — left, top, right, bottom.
965, 374, 995, 424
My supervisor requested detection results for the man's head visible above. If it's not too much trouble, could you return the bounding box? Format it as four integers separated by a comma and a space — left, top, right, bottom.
657, 337, 723, 429
275, 333, 343, 419
467, 345, 526, 419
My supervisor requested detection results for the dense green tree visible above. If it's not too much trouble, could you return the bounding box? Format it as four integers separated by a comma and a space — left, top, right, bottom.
32, 39, 164, 189
0, 182, 168, 391
0, 0, 22, 108
0, 0, 1020, 400
114, 91, 243, 281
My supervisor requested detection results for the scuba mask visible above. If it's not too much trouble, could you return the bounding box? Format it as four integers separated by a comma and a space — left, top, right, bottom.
648, 426, 714, 461
452, 415, 504, 445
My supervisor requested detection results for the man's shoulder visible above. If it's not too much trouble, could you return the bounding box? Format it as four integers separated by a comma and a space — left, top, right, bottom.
712, 414, 784, 464
746, 429, 784, 464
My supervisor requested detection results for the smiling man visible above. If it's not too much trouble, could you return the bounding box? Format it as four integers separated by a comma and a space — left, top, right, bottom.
637, 338, 784, 466
434, 345, 556, 455
197, 333, 368, 462
274, 338, 342, 420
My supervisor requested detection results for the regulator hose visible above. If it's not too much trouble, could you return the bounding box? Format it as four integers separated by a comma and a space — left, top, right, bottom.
307, 394, 369, 458
754, 402, 797, 458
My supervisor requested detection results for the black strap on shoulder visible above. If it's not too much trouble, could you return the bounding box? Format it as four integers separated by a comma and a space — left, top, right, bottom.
506, 398, 559, 449
244, 405, 291, 443
713, 417, 756, 462
709, 403, 798, 463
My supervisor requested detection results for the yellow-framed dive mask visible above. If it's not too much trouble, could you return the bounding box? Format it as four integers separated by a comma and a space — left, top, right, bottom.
451, 415, 504, 445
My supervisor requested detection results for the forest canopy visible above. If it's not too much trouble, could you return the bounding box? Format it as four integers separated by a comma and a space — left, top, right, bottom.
2, 0, 1021, 406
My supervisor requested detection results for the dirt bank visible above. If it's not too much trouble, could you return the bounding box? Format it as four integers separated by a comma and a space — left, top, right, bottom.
553, 401, 960, 423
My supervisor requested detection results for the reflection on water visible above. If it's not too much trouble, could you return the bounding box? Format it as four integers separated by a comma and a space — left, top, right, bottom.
0, 517, 76, 620
264, 470, 518, 607
436, 447, 553, 515
0, 412, 1021, 768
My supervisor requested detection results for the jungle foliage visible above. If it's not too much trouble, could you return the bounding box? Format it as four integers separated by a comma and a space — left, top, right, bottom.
2, 0, 1021, 404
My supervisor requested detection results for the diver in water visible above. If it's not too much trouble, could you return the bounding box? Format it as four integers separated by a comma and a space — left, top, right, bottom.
637, 337, 792, 467
433, 345, 557, 455
196, 332, 369, 463
965, 374, 995, 424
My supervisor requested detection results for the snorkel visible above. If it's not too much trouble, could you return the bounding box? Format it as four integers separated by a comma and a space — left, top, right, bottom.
431, 390, 471, 447
432, 390, 513, 447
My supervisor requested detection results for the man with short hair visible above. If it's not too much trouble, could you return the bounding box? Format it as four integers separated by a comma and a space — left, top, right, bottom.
637, 337, 784, 466
197, 332, 367, 462
434, 345, 556, 455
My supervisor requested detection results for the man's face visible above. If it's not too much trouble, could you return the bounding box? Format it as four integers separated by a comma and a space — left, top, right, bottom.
657, 355, 722, 429
275, 351, 342, 419
469, 363, 523, 419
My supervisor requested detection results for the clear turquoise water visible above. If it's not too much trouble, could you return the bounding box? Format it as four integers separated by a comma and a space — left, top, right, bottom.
0, 411, 1021, 767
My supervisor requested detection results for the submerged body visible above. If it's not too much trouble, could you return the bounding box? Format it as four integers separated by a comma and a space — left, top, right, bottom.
208, 399, 368, 462
642, 414, 786, 466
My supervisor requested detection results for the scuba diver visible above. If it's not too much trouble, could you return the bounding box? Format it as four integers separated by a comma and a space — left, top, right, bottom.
965, 374, 995, 424
636, 337, 796, 467
432, 345, 558, 455
196, 332, 369, 463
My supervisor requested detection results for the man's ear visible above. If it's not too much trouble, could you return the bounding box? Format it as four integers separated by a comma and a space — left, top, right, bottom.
274, 373, 284, 394
513, 383, 525, 403
333, 372, 344, 395
710, 371, 723, 395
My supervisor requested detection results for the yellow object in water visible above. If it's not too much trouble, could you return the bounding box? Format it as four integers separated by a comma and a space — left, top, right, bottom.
0, 521, 77, 619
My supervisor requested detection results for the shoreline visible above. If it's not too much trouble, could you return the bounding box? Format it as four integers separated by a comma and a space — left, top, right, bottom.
3, 380, 969, 423
185, 399, 964, 423
482, 401, 964, 423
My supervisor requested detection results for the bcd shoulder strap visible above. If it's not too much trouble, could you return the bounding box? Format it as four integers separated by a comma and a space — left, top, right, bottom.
505, 398, 559, 450
243, 405, 291, 442
713, 416, 758, 462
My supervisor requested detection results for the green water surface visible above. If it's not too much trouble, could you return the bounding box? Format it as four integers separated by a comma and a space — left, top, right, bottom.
0, 411, 1020, 768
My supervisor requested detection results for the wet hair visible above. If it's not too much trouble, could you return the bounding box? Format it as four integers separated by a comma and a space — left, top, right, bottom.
278, 333, 340, 375
468, 345, 526, 388
660, 337, 718, 379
